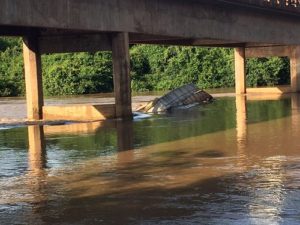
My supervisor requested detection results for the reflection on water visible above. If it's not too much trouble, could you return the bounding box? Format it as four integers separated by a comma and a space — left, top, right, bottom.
1, 95, 300, 224
28, 125, 46, 174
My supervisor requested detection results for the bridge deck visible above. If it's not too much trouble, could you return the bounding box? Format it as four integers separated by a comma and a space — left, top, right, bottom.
1, 0, 300, 46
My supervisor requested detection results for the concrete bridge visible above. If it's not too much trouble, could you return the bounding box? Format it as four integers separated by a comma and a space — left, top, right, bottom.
1, 0, 300, 120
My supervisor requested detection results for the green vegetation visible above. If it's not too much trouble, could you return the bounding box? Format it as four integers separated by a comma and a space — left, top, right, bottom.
42, 52, 113, 96
0, 37, 290, 97
0, 38, 24, 96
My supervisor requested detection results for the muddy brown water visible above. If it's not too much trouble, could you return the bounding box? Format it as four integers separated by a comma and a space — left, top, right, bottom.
1, 94, 300, 224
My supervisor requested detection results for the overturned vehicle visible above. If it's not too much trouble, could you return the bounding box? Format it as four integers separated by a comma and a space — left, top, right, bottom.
137, 84, 213, 113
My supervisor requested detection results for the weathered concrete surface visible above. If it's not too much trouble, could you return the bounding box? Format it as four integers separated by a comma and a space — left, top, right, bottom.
247, 86, 293, 94
23, 36, 44, 120
2, 0, 300, 45
39, 34, 112, 54
112, 32, 132, 119
43, 104, 116, 121
0, 95, 160, 123
246, 46, 292, 58
235, 48, 246, 95
290, 46, 300, 92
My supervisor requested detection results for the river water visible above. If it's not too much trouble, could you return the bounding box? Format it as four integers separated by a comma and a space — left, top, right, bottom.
1, 94, 300, 224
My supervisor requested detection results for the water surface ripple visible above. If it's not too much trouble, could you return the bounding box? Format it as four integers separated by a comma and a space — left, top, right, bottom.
1, 95, 300, 224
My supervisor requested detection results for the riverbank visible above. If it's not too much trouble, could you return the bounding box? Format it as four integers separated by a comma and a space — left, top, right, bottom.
0, 92, 235, 126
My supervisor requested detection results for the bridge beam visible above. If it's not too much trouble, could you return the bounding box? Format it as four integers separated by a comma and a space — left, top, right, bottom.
235, 47, 246, 94
23, 36, 44, 120
38, 34, 112, 54
245, 46, 292, 58
112, 32, 132, 119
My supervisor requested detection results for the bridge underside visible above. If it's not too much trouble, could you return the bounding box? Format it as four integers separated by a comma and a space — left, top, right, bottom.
1, 0, 300, 120
0, 25, 285, 51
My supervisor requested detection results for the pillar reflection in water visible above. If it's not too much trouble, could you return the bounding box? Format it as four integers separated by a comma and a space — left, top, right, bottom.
27, 125, 48, 219
235, 95, 286, 223
248, 155, 286, 225
291, 94, 300, 134
236, 95, 247, 145
235, 95, 248, 169
236, 95, 247, 143
116, 120, 134, 164
28, 125, 47, 174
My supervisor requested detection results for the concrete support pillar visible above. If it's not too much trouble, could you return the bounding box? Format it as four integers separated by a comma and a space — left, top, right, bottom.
23, 37, 44, 120
112, 32, 132, 119
290, 46, 300, 92
234, 47, 246, 94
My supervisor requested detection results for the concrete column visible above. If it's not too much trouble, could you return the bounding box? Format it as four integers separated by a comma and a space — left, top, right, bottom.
290, 46, 300, 92
112, 32, 132, 119
23, 37, 44, 120
234, 47, 246, 94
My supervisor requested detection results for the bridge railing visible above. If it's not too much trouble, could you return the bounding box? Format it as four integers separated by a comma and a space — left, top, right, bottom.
228, 0, 300, 13
263, 0, 300, 8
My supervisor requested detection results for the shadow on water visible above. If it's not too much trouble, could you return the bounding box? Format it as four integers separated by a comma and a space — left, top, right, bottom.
7, 125, 299, 224
34, 174, 255, 225
194, 150, 225, 158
